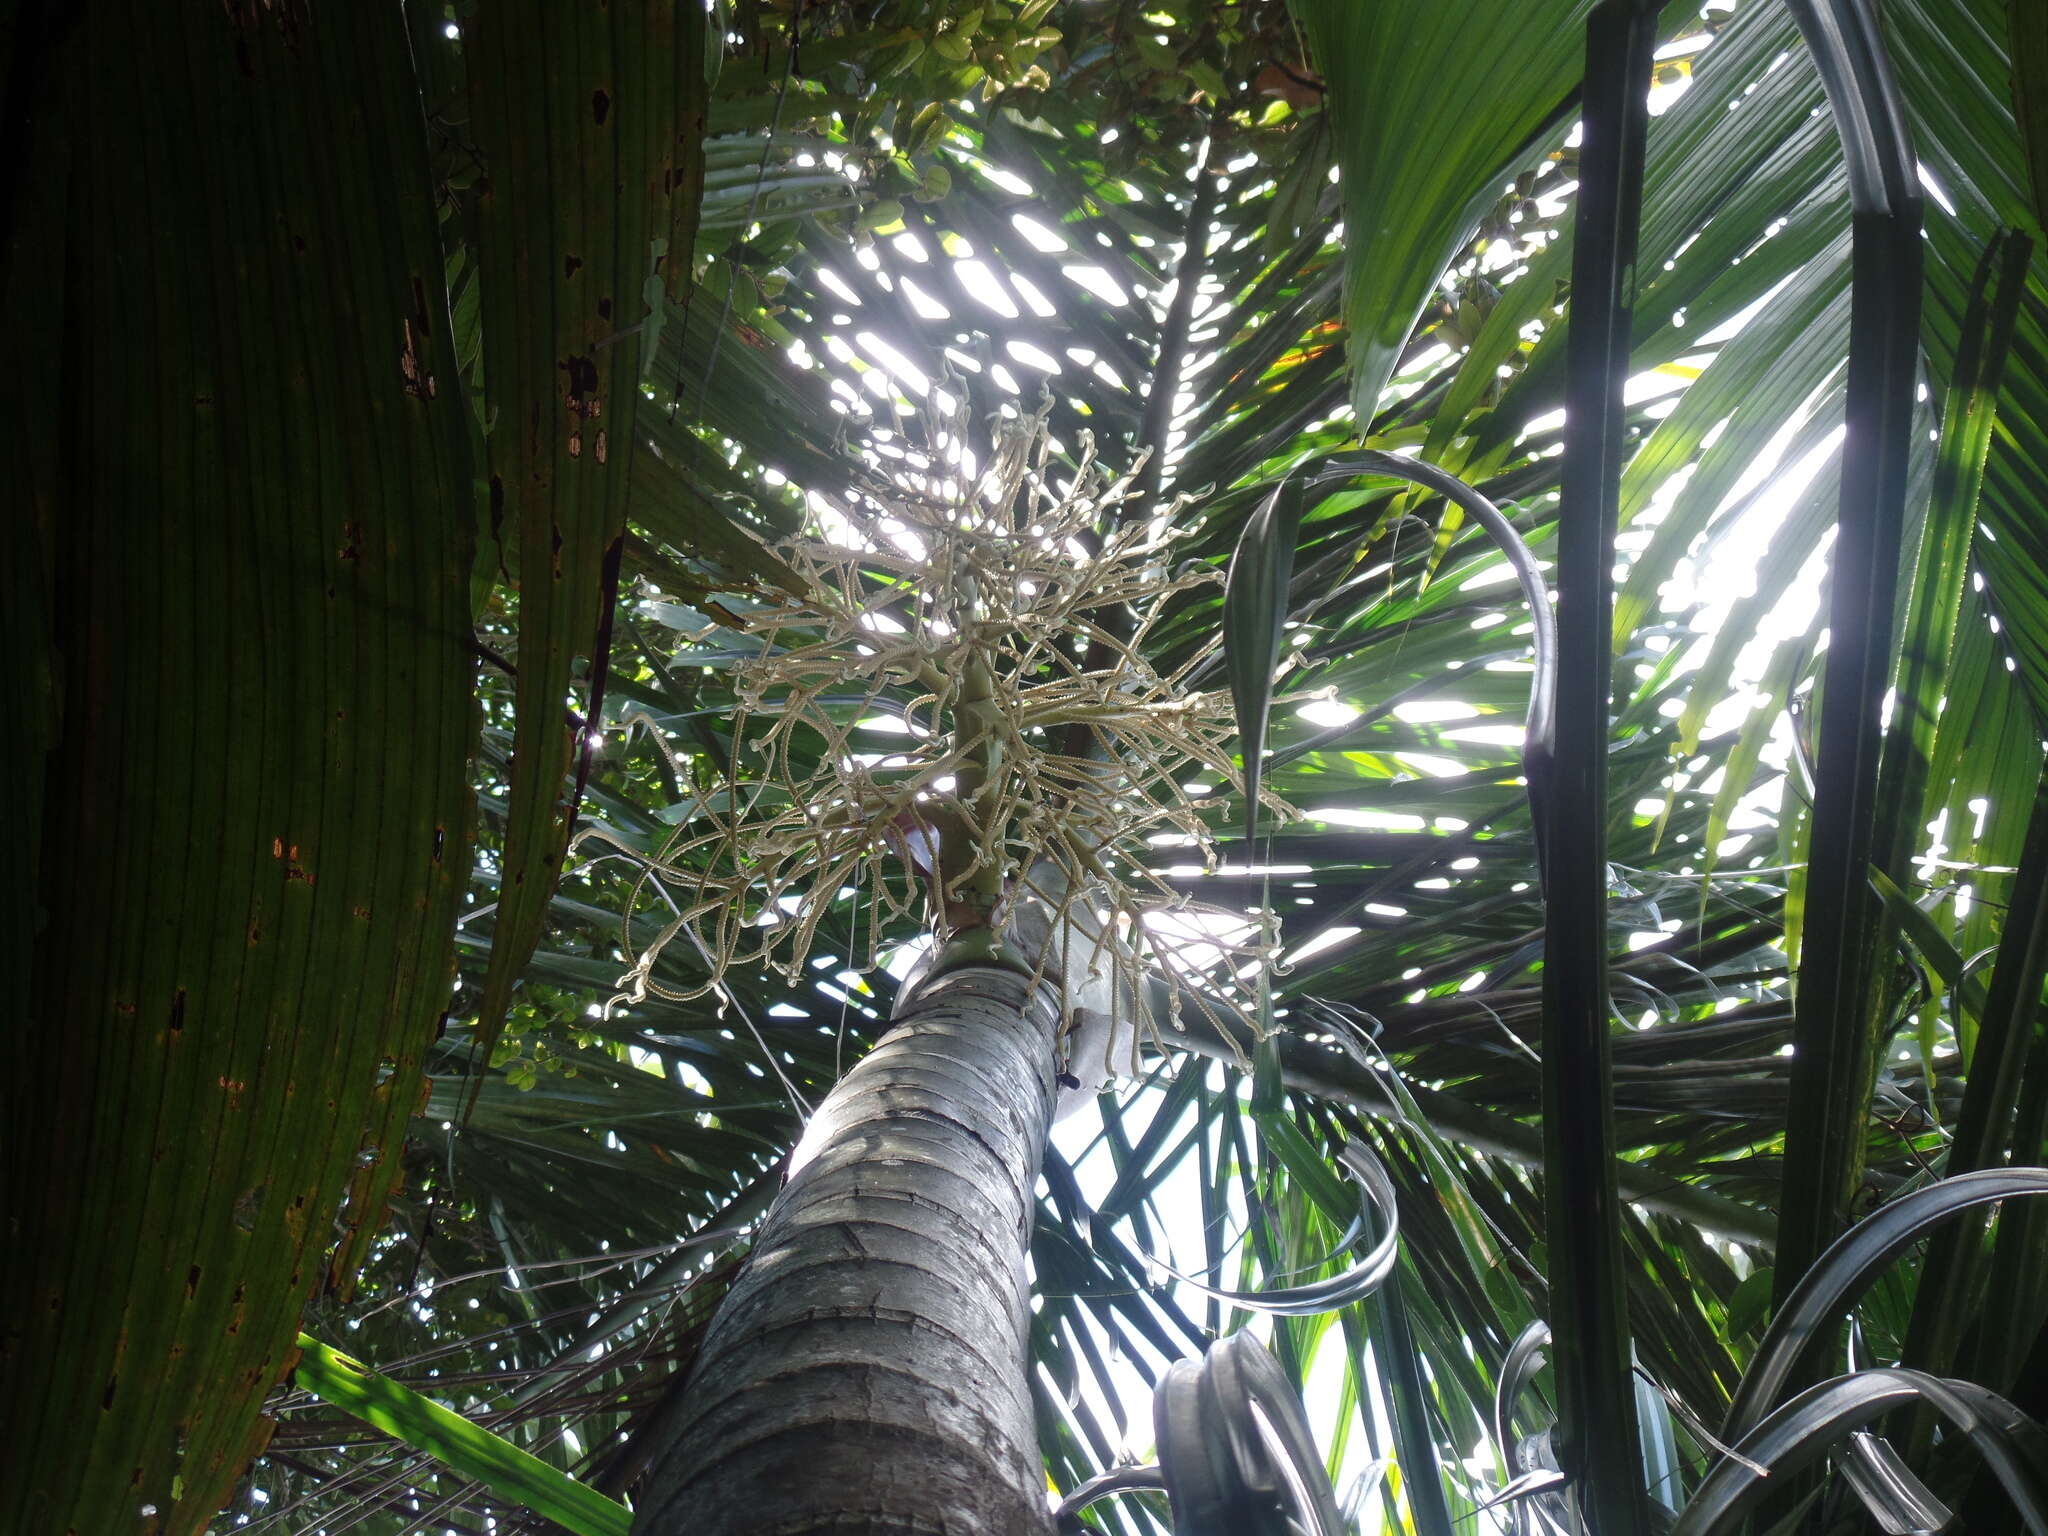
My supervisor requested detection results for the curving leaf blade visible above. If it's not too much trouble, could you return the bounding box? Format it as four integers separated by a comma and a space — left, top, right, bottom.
1726, 1168, 2048, 1439
291, 1336, 631, 1536
464, 0, 709, 1108
1224, 478, 1307, 848
1288, 0, 1591, 419
2, 8, 475, 1529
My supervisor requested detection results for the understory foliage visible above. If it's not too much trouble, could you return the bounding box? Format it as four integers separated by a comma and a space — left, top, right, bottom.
214, 1, 2048, 1533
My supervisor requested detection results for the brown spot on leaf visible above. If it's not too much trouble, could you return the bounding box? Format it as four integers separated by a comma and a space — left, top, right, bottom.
400, 319, 434, 398
186, 1266, 202, 1300
562, 352, 600, 413
597, 296, 612, 321
568, 431, 582, 459
564, 254, 583, 280
592, 88, 610, 125
273, 838, 311, 883
595, 430, 607, 464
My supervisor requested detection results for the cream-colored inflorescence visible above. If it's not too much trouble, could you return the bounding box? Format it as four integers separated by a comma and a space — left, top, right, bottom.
583, 395, 1294, 1055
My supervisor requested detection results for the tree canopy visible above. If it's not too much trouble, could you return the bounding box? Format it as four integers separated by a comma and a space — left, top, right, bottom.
9, 1, 2048, 1533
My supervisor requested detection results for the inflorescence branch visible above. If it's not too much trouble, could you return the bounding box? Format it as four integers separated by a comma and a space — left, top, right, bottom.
581, 392, 1296, 1058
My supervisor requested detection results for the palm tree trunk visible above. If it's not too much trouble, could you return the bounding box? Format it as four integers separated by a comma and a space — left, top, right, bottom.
632, 960, 1061, 1536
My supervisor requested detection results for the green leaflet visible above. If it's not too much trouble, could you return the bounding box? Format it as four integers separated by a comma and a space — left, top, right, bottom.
2, 6, 476, 1532
1771, 0, 1929, 1310
1289, 0, 1591, 421
1868, 867, 1991, 1021
465, 0, 710, 1105
2014, 2, 2048, 237
1224, 477, 1308, 850
1895, 761, 2048, 1390
292, 1336, 631, 1536
1367, 1270, 1457, 1536
1872, 231, 2032, 887
1538, 8, 1661, 1528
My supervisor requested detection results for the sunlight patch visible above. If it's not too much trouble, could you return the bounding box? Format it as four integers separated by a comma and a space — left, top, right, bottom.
1393, 699, 1478, 724
1062, 264, 1129, 306
899, 276, 951, 320
1441, 724, 1526, 747
1012, 213, 1069, 252
955, 259, 1020, 317
1313, 809, 1426, 832
1295, 696, 1361, 728
1007, 339, 1063, 374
